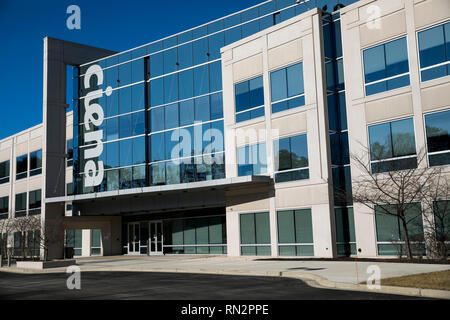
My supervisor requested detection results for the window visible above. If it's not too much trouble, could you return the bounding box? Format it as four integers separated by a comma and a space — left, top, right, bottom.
0, 196, 8, 220
363, 37, 410, 96
237, 143, 267, 176
15, 192, 27, 217
30, 150, 42, 177
277, 209, 314, 256
91, 229, 102, 255
163, 216, 227, 254
270, 62, 305, 113
16, 154, 28, 180
235, 76, 265, 123
28, 190, 41, 216
273, 134, 309, 183
418, 22, 450, 82
368, 118, 417, 173
335, 207, 356, 256
240, 212, 271, 256
0, 161, 9, 185
66, 230, 82, 256
67, 140, 73, 167
433, 201, 450, 248
425, 110, 450, 167
375, 203, 425, 256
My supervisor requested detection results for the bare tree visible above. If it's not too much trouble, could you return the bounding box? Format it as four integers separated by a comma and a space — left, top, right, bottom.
0, 219, 13, 258
336, 147, 449, 260
10, 216, 38, 260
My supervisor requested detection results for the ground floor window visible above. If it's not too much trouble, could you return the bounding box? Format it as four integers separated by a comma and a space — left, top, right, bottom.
66, 230, 82, 256
91, 229, 102, 255
163, 216, 227, 254
375, 203, 425, 256
335, 207, 356, 256
240, 212, 271, 256
277, 209, 314, 256
433, 200, 450, 256
124, 215, 227, 255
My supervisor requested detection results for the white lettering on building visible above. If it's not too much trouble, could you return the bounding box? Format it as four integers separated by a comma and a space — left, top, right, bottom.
83, 64, 112, 187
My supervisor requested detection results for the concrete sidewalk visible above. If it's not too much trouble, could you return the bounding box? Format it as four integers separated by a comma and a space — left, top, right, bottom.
2, 255, 449, 299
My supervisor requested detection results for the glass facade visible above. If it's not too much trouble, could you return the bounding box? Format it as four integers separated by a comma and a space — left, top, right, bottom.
273, 134, 309, 183
418, 21, 450, 82
270, 62, 305, 113
240, 212, 271, 256
368, 117, 417, 173
375, 203, 425, 256
73, 0, 359, 195
0, 161, 9, 185
425, 110, 450, 167
237, 143, 267, 176
323, 12, 355, 255
277, 209, 314, 256
363, 37, 410, 96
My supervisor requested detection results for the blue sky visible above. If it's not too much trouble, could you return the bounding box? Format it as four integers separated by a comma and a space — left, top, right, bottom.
0, 0, 263, 140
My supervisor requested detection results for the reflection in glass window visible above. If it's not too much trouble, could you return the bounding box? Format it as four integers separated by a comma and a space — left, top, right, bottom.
119, 86, 131, 115
16, 154, 28, 180
368, 118, 417, 173
0, 161, 10, 185
270, 62, 305, 113
179, 69, 194, 100
178, 42, 193, 69
106, 117, 119, 141
418, 22, 450, 82
15, 192, 27, 217
235, 76, 265, 123
273, 134, 309, 183
28, 189, 41, 216
119, 139, 133, 167
425, 109, 450, 167
165, 103, 179, 130
67, 140, 74, 167
194, 65, 209, 96
119, 114, 132, 139
131, 83, 145, 111
375, 203, 425, 256
277, 209, 314, 256
363, 37, 410, 96
30, 150, 42, 177
237, 143, 267, 176
180, 100, 195, 127
106, 142, 119, 169
240, 212, 271, 256
0, 196, 9, 219
132, 111, 145, 136
150, 107, 164, 133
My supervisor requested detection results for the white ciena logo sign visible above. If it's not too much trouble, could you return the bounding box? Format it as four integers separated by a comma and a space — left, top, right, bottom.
83, 64, 112, 187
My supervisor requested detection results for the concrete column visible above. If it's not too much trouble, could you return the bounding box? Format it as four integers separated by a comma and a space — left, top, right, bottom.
41, 37, 115, 260
226, 210, 240, 256
81, 229, 91, 257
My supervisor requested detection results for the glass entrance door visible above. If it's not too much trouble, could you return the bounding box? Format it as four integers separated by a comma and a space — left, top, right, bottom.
149, 221, 163, 255
128, 223, 140, 254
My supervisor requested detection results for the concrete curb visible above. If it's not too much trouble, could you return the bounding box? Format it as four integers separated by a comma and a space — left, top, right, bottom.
1, 266, 449, 299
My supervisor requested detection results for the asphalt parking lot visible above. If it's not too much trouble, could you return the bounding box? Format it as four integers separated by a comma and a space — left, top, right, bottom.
0, 271, 430, 300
